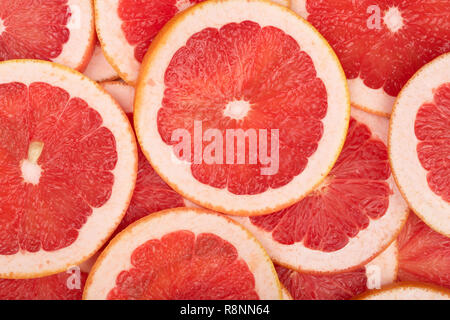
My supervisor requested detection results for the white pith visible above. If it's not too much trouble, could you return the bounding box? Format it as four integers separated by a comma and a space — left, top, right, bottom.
365, 241, 398, 288
234, 108, 408, 273
291, 0, 401, 116
53, 0, 94, 70
224, 100, 251, 120
0, 60, 137, 278
389, 53, 450, 236
95, 0, 290, 84
84, 45, 119, 82
135, 0, 350, 215
383, 7, 404, 33
84, 209, 282, 300
20, 141, 45, 185
361, 285, 450, 300
100, 81, 135, 114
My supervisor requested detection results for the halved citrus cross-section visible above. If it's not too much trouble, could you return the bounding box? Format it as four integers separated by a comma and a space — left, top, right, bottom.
0, 60, 137, 278
0, 268, 87, 300
234, 108, 408, 273
101, 81, 185, 235
276, 242, 398, 300
389, 52, 450, 236
134, 0, 350, 216
291, 0, 450, 116
355, 282, 450, 300
95, 0, 289, 84
397, 211, 449, 289
83, 208, 281, 300
0, 0, 95, 71
84, 41, 119, 82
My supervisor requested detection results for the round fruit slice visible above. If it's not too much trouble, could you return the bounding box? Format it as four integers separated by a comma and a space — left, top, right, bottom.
0, 0, 95, 71
135, 0, 350, 216
234, 108, 408, 273
83, 208, 281, 300
95, 0, 290, 84
397, 211, 450, 289
84, 41, 119, 82
355, 282, 450, 300
291, 0, 450, 116
101, 81, 185, 235
277, 242, 398, 300
0, 60, 137, 278
0, 268, 87, 300
389, 52, 450, 236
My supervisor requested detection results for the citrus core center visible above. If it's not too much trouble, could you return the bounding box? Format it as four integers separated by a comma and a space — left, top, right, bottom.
0, 19, 5, 35
383, 7, 404, 33
21, 141, 44, 185
224, 100, 251, 120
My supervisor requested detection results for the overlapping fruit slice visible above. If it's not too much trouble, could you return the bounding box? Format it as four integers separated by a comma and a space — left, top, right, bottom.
277, 242, 398, 300
356, 282, 450, 300
389, 52, 450, 236
135, 0, 350, 215
397, 211, 449, 289
291, 0, 450, 116
83, 208, 281, 300
84, 40, 119, 82
0, 0, 95, 71
0, 268, 87, 300
95, 0, 289, 84
235, 108, 408, 273
0, 60, 137, 278
101, 81, 185, 235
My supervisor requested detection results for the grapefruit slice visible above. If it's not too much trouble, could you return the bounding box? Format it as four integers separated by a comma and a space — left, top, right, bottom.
397, 211, 450, 289
355, 282, 450, 300
0, 268, 87, 300
134, 0, 350, 216
234, 108, 408, 273
276, 242, 398, 300
83, 208, 281, 300
0, 60, 137, 278
0, 0, 95, 71
95, 0, 290, 84
84, 41, 119, 82
389, 52, 450, 236
101, 81, 185, 234
291, 0, 450, 116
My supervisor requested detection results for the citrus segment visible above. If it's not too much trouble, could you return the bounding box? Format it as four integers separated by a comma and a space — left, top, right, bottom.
95, 0, 289, 84
397, 211, 450, 289
234, 108, 408, 272
0, 0, 95, 71
83, 208, 281, 300
0, 60, 137, 278
135, 0, 349, 215
291, 0, 450, 115
101, 81, 185, 235
276, 241, 398, 300
356, 282, 450, 300
0, 269, 87, 300
389, 52, 450, 236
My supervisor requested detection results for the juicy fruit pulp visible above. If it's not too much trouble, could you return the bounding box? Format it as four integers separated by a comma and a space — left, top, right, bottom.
303, 0, 450, 96
414, 83, 450, 202
0, 82, 117, 255
118, 0, 203, 63
107, 230, 259, 300
250, 117, 391, 252
158, 21, 328, 195
0, 0, 71, 61
0, 270, 87, 300
397, 212, 450, 289
276, 265, 367, 300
